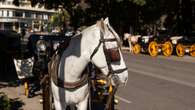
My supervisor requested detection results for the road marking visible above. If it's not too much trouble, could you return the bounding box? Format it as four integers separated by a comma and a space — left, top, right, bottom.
115, 95, 132, 104
128, 68, 195, 88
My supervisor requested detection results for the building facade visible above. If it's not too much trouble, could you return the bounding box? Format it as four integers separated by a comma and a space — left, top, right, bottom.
0, 0, 56, 32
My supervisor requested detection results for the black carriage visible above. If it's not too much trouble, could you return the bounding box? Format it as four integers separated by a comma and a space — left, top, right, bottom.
147, 30, 174, 57
175, 33, 195, 57
0, 30, 21, 57
24, 32, 67, 98
132, 34, 153, 54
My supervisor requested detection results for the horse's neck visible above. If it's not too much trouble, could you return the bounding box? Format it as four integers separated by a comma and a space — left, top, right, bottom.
58, 35, 90, 82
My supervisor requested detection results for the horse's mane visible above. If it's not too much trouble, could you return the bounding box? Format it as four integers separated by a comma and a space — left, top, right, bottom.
80, 19, 104, 34
72, 19, 121, 43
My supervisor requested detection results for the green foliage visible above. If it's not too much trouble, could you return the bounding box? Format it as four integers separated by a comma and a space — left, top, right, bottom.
0, 92, 11, 110
50, 9, 70, 29
0, 92, 24, 110
116, 0, 146, 6
8, 0, 193, 34
131, 0, 146, 6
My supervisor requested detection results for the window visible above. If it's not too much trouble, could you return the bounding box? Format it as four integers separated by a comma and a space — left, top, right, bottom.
25, 12, 31, 17
7, 11, 9, 17
32, 13, 36, 19
9, 11, 13, 17
3, 10, 7, 17
43, 14, 48, 20
38, 14, 42, 19
7, 1, 12, 5
0, 10, 2, 17
15, 11, 23, 17
4, 23, 13, 30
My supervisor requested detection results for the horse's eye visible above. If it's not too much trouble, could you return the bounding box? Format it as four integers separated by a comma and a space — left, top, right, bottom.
106, 48, 121, 62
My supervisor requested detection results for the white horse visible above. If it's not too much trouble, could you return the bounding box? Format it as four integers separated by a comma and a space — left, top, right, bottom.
124, 33, 141, 53
51, 18, 128, 110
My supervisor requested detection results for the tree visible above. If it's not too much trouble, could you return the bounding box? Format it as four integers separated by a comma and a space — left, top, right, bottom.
4, 0, 193, 35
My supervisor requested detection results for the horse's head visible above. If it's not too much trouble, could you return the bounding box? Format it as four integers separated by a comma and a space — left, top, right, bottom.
90, 18, 128, 86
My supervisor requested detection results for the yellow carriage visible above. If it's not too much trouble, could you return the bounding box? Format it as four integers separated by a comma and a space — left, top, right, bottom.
175, 35, 195, 57
148, 30, 173, 57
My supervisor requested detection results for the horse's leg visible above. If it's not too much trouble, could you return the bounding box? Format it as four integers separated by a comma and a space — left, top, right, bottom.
128, 40, 132, 53
53, 99, 67, 110
76, 93, 89, 110
51, 80, 67, 110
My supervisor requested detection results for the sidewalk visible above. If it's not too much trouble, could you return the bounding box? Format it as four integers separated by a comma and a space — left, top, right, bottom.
0, 85, 42, 110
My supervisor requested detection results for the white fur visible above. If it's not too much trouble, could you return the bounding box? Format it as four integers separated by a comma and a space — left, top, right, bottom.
51, 18, 128, 110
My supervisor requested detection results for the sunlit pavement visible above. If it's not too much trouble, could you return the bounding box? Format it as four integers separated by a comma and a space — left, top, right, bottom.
0, 85, 42, 110
116, 52, 195, 110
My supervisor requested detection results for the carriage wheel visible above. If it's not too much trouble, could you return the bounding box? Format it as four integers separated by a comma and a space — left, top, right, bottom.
162, 41, 173, 57
190, 44, 195, 56
148, 41, 158, 57
133, 44, 141, 54
176, 44, 185, 57
42, 77, 53, 110
24, 81, 29, 97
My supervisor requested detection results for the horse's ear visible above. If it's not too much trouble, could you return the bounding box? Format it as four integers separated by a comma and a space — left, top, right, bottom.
97, 18, 105, 32
104, 17, 109, 25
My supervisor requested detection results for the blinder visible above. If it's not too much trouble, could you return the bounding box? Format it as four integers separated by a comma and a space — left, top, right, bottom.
105, 47, 121, 62
90, 24, 128, 78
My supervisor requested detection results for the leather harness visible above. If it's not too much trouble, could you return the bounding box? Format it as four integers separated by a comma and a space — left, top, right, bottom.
48, 36, 88, 90
48, 24, 128, 90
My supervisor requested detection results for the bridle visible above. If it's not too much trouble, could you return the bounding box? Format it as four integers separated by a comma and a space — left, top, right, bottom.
89, 24, 128, 110
90, 25, 128, 78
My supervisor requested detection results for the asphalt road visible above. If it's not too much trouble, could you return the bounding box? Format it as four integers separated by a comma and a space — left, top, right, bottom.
116, 53, 195, 110
0, 52, 195, 110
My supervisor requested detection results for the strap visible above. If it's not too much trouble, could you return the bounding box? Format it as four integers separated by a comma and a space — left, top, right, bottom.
90, 40, 102, 60
113, 67, 128, 74
57, 73, 88, 89
100, 38, 117, 42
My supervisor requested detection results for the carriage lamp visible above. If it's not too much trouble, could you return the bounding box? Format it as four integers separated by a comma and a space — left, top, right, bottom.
185, 48, 190, 53
64, 31, 74, 37
142, 36, 150, 43
172, 39, 177, 45
36, 40, 47, 52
